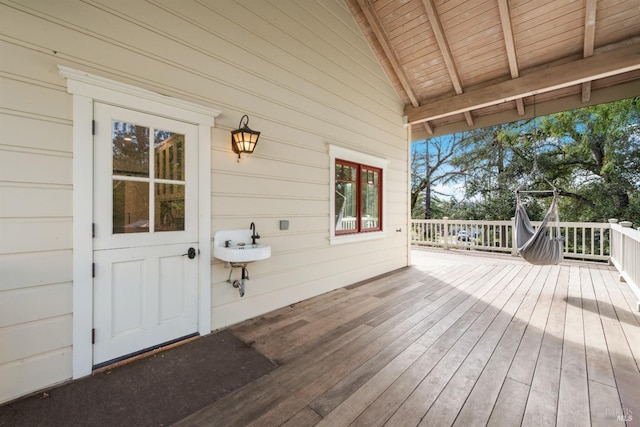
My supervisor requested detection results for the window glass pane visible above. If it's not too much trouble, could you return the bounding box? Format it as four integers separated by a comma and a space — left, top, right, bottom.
361, 169, 380, 230
112, 121, 149, 177
113, 180, 149, 234
336, 161, 358, 233
335, 182, 357, 232
155, 184, 185, 232
155, 130, 185, 181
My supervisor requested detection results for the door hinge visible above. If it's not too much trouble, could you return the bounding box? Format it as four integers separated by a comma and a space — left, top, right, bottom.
92, 263, 95, 278
92, 120, 96, 135
92, 223, 95, 238
92, 328, 95, 344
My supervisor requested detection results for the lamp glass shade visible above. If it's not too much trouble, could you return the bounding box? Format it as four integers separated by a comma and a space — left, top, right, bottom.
231, 125, 260, 157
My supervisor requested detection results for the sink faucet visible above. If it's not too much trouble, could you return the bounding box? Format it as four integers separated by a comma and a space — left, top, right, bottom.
250, 222, 260, 245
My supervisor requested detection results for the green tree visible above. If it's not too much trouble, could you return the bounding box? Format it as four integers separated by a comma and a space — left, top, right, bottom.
447, 123, 542, 220
535, 98, 640, 224
411, 133, 468, 218
418, 97, 640, 224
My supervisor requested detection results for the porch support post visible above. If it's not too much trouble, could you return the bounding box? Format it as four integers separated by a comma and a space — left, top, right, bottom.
406, 119, 412, 266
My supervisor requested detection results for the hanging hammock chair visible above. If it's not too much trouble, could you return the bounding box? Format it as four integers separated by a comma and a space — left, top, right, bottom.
514, 95, 564, 265
514, 188, 564, 265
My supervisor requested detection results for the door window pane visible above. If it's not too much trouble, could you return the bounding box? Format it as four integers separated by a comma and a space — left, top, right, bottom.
155, 184, 185, 232
155, 131, 185, 181
111, 123, 187, 235
113, 180, 149, 233
112, 122, 149, 177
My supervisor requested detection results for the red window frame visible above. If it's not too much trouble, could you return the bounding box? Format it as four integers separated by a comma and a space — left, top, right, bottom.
335, 159, 382, 235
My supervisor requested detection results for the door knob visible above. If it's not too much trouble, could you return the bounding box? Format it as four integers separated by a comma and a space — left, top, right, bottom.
183, 247, 197, 259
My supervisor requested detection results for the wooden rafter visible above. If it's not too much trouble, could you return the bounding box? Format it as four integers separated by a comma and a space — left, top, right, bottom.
582, 0, 598, 102
405, 41, 640, 124
348, 0, 640, 136
421, 0, 474, 126
423, 121, 434, 135
355, 0, 420, 108
497, 0, 525, 116
422, 0, 462, 94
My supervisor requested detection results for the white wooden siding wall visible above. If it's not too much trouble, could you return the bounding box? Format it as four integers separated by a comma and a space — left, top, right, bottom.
0, 33, 75, 403
0, 0, 407, 403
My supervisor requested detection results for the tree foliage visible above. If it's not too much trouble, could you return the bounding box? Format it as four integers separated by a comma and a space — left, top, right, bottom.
411, 97, 640, 225
411, 132, 468, 218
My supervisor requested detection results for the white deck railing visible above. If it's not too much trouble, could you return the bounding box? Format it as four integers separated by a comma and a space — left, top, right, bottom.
411, 217, 612, 261
411, 217, 639, 310
412, 218, 515, 253
609, 220, 640, 308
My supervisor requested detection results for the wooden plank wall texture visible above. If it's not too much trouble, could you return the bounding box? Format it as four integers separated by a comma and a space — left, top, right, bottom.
0, 0, 408, 403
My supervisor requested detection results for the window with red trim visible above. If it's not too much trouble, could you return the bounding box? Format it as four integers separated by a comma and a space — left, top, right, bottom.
335, 159, 382, 235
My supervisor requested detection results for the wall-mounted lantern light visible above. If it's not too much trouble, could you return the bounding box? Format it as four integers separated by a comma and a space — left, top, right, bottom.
231, 114, 260, 159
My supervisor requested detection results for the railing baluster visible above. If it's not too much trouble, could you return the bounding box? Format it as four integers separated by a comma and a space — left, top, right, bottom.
410, 219, 618, 263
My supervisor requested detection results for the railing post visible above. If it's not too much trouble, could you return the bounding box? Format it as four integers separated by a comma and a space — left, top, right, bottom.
609, 218, 619, 267
443, 217, 449, 250
620, 221, 633, 283
511, 217, 518, 256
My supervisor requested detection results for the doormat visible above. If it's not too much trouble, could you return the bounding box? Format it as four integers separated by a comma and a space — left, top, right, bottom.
0, 330, 277, 427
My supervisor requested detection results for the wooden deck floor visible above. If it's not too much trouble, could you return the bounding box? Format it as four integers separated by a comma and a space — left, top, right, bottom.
177, 249, 640, 427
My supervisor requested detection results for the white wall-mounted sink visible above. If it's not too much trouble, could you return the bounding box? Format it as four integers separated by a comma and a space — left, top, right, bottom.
213, 229, 271, 263
214, 243, 271, 263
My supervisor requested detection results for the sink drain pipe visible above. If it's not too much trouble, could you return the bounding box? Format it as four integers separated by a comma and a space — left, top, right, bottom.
227, 263, 250, 297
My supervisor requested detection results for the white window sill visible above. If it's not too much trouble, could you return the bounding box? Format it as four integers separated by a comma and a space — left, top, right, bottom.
330, 231, 386, 245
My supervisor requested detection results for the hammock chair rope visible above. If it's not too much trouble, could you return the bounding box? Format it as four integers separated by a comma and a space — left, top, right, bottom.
514, 100, 564, 265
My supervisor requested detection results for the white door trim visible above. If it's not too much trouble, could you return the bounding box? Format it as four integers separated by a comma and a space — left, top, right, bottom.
59, 65, 220, 379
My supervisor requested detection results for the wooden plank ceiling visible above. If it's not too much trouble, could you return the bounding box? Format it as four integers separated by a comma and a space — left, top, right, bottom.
346, 0, 640, 139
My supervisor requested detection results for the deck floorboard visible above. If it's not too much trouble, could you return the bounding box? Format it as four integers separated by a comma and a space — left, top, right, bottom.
175, 249, 640, 427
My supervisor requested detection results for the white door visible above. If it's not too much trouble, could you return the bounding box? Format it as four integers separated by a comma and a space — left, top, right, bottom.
93, 103, 199, 366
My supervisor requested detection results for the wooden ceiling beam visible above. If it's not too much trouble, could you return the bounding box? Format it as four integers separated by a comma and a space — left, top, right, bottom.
405, 41, 640, 124
421, 0, 474, 126
582, 81, 592, 103
583, 0, 597, 57
421, 0, 463, 94
423, 121, 434, 135
515, 97, 525, 115
356, 0, 421, 107
412, 79, 640, 140
582, 0, 597, 102
497, 0, 525, 116
464, 111, 474, 126
498, 0, 519, 80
